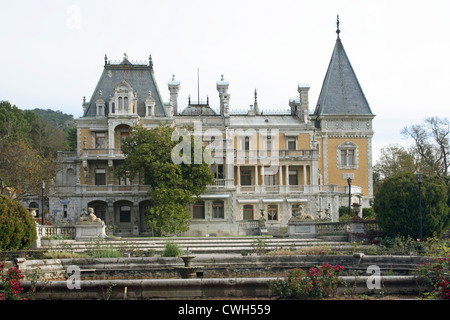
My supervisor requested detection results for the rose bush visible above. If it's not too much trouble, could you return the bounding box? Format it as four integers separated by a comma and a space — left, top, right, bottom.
270, 263, 344, 299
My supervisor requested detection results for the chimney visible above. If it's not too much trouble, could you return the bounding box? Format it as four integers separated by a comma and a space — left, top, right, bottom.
216, 75, 230, 117
168, 75, 180, 115
298, 84, 310, 123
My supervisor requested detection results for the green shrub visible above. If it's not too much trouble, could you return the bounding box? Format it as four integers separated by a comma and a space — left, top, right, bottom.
269, 263, 345, 299
161, 240, 183, 257
90, 248, 122, 258
374, 172, 449, 239
0, 195, 37, 250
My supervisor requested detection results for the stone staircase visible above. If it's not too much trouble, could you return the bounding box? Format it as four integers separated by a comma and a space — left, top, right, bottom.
41, 236, 352, 255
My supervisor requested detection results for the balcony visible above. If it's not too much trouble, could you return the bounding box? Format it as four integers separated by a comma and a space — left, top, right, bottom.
82, 149, 124, 158
234, 149, 318, 164
235, 184, 362, 194
50, 184, 151, 195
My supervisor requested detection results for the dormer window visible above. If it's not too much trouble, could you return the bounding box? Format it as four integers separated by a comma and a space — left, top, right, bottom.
109, 80, 137, 115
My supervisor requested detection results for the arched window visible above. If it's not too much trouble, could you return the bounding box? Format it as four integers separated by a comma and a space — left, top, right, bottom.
212, 201, 224, 219
244, 137, 250, 151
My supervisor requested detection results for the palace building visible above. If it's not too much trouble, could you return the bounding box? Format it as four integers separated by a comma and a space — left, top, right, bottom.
48, 24, 375, 236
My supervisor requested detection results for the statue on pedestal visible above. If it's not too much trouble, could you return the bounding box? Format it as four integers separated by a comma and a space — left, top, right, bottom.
77, 207, 103, 224
290, 203, 314, 222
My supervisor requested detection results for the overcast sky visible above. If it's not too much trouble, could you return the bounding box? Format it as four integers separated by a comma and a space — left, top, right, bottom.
1, 0, 449, 162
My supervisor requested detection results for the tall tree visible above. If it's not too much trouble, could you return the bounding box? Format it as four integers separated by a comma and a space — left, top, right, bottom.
0, 101, 31, 147
401, 116, 449, 176
118, 124, 215, 236
374, 172, 449, 239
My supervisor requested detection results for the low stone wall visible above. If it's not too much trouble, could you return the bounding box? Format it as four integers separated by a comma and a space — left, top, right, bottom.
12, 254, 433, 281
15, 276, 430, 299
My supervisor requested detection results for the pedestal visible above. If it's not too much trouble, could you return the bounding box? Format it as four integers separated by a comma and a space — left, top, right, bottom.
287, 220, 317, 238
75, 222, 107, 241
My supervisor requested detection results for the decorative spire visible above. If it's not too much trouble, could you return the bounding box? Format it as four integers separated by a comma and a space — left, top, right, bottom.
104, 54, 108, 66
254, 89, 260, 115
336, 14, 341, 39
149, 54, 153, 68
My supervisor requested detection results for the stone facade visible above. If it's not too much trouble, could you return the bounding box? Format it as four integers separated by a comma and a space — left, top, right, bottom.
47, 31, 375, 237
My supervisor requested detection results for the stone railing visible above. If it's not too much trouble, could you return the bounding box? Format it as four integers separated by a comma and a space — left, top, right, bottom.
37, 225, 76, 239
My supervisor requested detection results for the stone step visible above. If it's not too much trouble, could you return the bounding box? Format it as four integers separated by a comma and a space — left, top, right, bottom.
42, 237, 351, 254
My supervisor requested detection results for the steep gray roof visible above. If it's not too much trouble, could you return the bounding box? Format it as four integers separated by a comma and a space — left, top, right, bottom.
84, 58, 166, 117
314, 38, 373, 116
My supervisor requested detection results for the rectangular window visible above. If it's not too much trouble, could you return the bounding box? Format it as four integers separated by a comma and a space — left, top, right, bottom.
340, 150, 356, 167
243, 205, 254, 220
341, 150, 347, 166
212, 201, 224, 219
211, 164, 224, 179
120, 206, 131, 223
95, 169, 106, 185
95, 133, 106, 149
347, 150, 354, 166
266, 136, 272, 151
244, 137, 250, 151
240, 168, 252, 186
193, 201, 205, 219
264, 173, 276, 186
268, 205, 278, 221
287, 137, 296, 150
63, 205, 68, 219
289, 170, 298, 185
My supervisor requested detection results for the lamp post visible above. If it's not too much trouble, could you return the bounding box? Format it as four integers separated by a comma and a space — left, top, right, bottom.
41, 181, 45, 225
347, 177, 352, 217
416, 172, 423, 241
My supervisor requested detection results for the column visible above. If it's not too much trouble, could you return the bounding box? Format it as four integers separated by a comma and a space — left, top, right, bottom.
285, 165, 289, 186
303, 165, 307, 186
261, 166, 265, 186
279, 165, 283, 186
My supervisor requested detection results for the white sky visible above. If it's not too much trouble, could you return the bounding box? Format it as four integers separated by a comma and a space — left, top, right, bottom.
1, 0, 450, 163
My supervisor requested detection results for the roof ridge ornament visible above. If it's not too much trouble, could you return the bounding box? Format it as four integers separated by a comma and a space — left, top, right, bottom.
336, 14, 341, 39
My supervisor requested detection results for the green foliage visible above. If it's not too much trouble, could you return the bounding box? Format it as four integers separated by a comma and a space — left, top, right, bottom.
338, 206, 352, 221
362, 207, 377, 219
0, 195, 37, 250
0, 102, 69, 197
161, 240, 183, 257
269, 263, 344, 299
118, 124, 215, 236
252, 238, 267, 255
0, 101, 31, 146
26, 108, 74, 133
66, 127, 77, 152
374, 172, 450, 239
416, 257, 449, 299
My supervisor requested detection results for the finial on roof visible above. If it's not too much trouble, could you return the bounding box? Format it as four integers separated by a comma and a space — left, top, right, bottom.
336, 14, 341, 39
104, 54, 108, 66
124, 53, 128, 60
254, 89, 260, 115
149, 54, 153, 68
172, 74, 175, 81
221, 74, 224, 81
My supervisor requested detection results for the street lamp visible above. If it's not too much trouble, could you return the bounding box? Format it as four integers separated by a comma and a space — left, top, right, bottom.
41, 181, 45, 225
347, 177, 352, 217
416, 172, 423, 241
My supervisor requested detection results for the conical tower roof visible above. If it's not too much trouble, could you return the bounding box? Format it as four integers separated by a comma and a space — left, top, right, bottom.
314, 21, 373, 116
